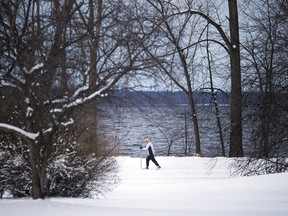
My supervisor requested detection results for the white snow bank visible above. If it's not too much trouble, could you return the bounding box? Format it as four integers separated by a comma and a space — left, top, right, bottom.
1, 156, 287, 216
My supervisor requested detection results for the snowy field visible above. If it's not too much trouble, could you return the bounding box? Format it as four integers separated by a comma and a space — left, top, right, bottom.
1, 156, 288, 216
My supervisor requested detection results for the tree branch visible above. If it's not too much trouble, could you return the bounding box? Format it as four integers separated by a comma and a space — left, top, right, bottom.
177, 9, 232, 52
0, 123, 39, 141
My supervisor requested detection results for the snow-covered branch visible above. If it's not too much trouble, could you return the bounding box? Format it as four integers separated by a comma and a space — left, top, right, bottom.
0, 123, 39, 141
72, 84, 89, 99
63, 80, 113, 109
60, 118, 74, 127
41, 118, 74, 135
0, 78, 21, 90
23, 63, 44, 75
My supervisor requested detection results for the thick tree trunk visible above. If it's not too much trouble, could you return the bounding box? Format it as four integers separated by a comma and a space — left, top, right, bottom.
228, 0, 243, 157
29, 141, 45, 199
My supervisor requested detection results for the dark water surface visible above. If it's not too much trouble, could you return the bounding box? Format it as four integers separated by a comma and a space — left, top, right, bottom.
101, 105, 233, 157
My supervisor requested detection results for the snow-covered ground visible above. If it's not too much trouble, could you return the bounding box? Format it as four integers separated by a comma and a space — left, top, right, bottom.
1, 156, 288, 216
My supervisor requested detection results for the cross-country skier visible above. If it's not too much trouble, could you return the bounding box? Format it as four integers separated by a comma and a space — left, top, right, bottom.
140, 137, 161, 169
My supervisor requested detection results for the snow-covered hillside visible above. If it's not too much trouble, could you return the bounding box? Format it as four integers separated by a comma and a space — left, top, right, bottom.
1, 156, 288, 216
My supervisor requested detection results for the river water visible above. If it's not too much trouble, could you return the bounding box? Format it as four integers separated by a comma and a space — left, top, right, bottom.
101, 104, 232, 157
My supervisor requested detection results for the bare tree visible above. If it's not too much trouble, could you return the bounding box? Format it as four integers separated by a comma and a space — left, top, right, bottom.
241, 0, 288, 159
0, 0, 145, 199
143, 0, 202, 156
182, 0, 243, 156
140, 0, 243, 156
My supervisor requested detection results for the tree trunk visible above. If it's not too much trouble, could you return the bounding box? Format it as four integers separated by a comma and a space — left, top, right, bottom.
228, 0, 243, 157
184, 110, 189, 156
181, 50, 201, 156
205, 32, 225, 156
187, 89, 201, 156
29, 141, 45, 199
89, 0, 103, 90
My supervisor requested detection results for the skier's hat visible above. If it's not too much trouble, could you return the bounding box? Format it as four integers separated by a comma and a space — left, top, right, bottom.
146, 137, 151, 142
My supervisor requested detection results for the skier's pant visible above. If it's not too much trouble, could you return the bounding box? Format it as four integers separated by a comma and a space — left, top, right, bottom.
146, 155, 159, 168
